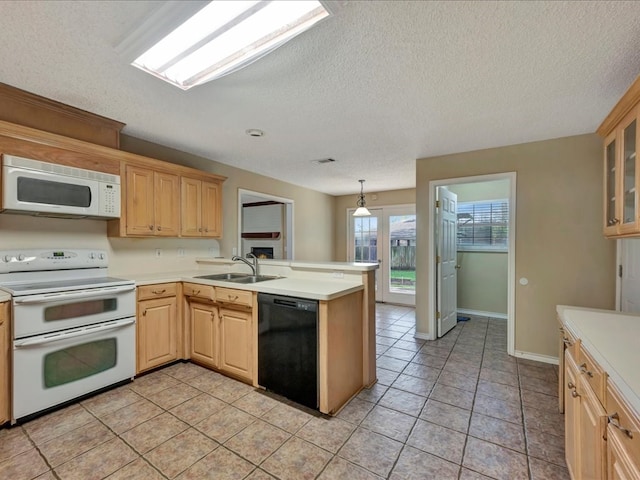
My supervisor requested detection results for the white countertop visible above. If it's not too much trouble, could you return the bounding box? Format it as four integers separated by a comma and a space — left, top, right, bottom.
557, 305, 640, 417
120, 270, 364, 301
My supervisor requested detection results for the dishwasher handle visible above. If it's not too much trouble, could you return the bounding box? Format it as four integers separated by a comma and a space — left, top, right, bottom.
259, 293, 318, 313
274, 298, 299, 308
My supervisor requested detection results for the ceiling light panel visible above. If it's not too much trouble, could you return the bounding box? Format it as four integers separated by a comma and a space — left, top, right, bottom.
132, 0, 330, 90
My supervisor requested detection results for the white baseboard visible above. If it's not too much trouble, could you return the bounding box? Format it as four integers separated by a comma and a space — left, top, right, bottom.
514, 350, 559, 365
457, 309, 507, 320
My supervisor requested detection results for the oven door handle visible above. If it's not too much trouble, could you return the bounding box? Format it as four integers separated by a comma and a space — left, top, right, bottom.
13, 318, 136, 347
13, 285, 135, 305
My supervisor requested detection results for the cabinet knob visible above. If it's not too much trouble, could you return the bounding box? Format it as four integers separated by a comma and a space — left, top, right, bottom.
157, 226, 162, 231
567, 381, 575, 389
563, 337, 573, 347
608, 218, 620, 226
571, 390, 580, 398
205, 228, 209, 233
199, 227, 203, 232
149, 225, 154, 230
143, 309, 147, 316
608, 413, 634, 439
194, 290, 201, 296
579, 363, 594, 378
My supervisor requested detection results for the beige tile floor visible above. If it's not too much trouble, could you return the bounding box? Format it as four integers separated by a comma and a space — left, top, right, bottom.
0, 305, 569, 479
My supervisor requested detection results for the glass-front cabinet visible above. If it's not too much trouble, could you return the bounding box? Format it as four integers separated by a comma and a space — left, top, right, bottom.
599, 75, 640, 238
604, 133, 618, 236
618, 113, 638, 234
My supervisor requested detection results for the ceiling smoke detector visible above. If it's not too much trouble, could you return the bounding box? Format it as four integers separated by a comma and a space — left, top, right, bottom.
245, 129, 265, 137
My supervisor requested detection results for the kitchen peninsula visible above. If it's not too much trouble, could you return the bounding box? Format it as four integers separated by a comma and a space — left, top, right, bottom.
120, 259, 378, 415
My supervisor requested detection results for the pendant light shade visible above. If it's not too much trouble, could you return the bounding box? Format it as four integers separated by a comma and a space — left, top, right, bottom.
352, 179, 371, 217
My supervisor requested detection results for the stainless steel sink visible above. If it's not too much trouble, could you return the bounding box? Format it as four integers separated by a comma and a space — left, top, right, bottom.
194, 273, 250, 281
227, 275, 280, 284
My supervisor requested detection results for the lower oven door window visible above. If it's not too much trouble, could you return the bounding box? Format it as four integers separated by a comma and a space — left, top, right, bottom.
13, 317, 136, 421
44, 338, 117, 388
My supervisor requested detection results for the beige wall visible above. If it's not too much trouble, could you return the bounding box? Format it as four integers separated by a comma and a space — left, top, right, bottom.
333, 188, 415, 261
416, 133, 616, 358
457, 252, 508, 315
120, 135, 335, 262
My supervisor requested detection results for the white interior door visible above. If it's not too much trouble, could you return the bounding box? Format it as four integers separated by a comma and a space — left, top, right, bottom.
436, 187, 458, 337
620, 238, 640, 313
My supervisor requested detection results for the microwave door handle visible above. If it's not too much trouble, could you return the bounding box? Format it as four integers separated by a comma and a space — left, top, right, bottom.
13, 318, 136, 347
13, 285, 135, 305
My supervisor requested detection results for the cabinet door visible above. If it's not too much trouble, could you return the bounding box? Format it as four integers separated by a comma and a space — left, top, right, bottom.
155, 172, 180, 237
608, 427, 640, 480
0, 302, 9, 424
604, 131, 620, 235
578, 376, 607, 479
565, 351, 580, 480
181, 177, 202, 237
137, 297, 178, 373
618, 108, 639, 235
125, 165, 155, 235
219, 308, 252, 382
202, 180, 222, 237
190, 302, 218, 368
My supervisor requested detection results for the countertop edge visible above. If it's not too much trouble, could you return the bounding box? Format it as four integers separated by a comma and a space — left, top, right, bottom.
124, 271, 364, 301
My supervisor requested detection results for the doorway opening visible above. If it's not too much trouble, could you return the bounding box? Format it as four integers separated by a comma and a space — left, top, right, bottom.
428, 172, 516, 355
237, 189, 294, 260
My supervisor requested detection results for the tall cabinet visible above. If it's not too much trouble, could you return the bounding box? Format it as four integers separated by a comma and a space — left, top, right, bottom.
599, 76, 640, 237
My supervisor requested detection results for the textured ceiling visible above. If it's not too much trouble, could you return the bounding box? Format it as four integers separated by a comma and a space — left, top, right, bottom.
0, 1, 639, 195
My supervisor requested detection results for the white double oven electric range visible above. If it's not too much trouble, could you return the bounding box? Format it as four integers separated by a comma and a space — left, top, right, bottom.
0, 249, 136, 423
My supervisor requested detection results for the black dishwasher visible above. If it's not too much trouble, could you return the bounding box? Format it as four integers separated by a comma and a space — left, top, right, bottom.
258, 293, 318, 409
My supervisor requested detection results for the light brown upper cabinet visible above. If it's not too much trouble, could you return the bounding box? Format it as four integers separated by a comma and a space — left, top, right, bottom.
124, 165, 180, 236
181, 176, 222, 238
599, 75, 640, 238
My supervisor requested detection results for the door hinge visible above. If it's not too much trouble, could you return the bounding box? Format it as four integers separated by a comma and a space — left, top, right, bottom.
436, 311, 441, 319
435, 200, 440, 208
619, 265, 623, 278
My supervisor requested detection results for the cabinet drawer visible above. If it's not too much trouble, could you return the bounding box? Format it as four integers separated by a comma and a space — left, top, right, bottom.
578, 344, 606, 404
561, 325, 579, 362
216, 287, 252, 308
183, 282, 215, 301
606, 382, 640, 462
137, 282, 177, 300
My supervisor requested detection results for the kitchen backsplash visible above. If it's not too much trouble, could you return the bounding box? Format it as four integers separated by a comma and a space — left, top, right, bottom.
0, 214, 220, 275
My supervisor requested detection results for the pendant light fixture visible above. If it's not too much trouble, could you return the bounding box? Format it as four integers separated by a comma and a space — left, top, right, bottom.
353, 179, 371, 217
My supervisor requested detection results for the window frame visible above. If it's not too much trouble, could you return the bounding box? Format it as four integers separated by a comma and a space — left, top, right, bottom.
456, 198, 509, 253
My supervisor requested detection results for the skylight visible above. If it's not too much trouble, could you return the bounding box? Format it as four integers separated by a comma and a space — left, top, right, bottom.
132, 0, 330, 90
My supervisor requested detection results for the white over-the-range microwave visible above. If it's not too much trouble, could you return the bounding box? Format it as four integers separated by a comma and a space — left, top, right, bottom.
1, 154, 121, 219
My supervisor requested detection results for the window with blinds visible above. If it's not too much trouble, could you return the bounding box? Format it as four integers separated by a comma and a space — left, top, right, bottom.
457, 200, 509, 251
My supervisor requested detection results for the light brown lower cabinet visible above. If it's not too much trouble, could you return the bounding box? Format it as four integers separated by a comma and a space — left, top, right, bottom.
218, 307, 253, 382
136, 286, 178, 373
563, 326, 640, 480
189, 301, 219, 369
0, 302, 10, 424
608, 426, 640, 480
